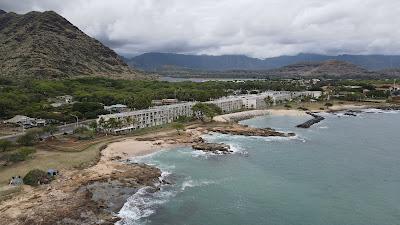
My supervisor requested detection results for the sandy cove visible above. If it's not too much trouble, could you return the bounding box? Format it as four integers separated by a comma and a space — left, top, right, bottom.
213, 109, 309, 122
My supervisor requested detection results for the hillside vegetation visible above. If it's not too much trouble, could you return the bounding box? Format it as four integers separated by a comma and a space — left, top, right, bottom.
0, 10, 142, 80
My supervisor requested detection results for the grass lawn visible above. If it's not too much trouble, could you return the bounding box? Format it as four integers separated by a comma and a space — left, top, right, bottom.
0, 122, 185, 187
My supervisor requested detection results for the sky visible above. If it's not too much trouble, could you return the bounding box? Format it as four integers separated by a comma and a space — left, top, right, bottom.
1, 0, 400, 58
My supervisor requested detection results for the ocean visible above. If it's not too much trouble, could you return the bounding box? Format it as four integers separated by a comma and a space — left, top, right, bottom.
117, 109, 400, 225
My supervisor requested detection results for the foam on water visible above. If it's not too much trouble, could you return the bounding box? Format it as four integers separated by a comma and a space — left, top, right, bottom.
117, 168, 219, 225
181, 178, 218, 191
117, 186, 177, 225
361, 108, 399, 114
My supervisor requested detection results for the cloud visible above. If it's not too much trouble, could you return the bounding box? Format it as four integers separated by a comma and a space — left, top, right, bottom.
1, 0, 400, 58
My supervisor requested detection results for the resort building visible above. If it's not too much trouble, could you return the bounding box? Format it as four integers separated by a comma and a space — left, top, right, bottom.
97, 91, 320, 133
98, 102, 196, 134
207, 97, 243, 113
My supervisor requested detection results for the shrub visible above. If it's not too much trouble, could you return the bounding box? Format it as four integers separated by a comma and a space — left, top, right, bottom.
297, 107, 309, 111
6, 147, 36, 163
23, 169, 52, 186
17, 129, 42, 146
284, 104, 292, 109
0, 139, 13, 152
73, 126, 95, 140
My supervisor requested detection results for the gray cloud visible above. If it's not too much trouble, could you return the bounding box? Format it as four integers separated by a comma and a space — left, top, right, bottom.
1, 0, 400, 58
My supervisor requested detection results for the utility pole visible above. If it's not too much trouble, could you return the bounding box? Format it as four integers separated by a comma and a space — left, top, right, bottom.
70, 114, 79, 128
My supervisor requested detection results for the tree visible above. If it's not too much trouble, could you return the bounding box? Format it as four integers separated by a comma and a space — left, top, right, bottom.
324, 102, 333, 109
0, 139, 13, 152
42, 124, 59, 139
172, 122, 185, 135
89, 121, 98, 131
192, 103, 221, 121
17, 129, 42, 146
264, 96, 274, 106
23, 169, 52, 186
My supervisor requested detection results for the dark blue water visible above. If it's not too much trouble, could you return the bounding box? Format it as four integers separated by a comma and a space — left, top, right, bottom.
118, 110, 400, 225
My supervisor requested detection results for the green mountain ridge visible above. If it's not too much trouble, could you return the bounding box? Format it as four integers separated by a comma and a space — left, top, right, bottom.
0, 10, 142, 80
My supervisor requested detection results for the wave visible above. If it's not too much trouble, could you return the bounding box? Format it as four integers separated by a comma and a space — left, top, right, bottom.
117, 171, 218, 225
181, 178, 218, 191
117, 185, 176, 225
362, 108, 399, 114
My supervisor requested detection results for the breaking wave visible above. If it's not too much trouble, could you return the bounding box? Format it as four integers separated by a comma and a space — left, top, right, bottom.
117, 171, 218, 225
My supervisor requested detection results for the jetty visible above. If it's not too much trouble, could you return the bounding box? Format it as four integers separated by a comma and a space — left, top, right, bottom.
296, 112, 325, 128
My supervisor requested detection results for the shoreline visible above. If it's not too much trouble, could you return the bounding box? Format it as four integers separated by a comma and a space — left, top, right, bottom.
1, 103, 399, 224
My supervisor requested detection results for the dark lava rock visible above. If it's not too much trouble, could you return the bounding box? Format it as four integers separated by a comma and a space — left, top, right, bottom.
192, 143, 232, 154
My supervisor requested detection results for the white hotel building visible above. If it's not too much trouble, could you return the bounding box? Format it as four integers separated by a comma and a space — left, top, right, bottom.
97, 91, 321, 133
98, 102, 195, 133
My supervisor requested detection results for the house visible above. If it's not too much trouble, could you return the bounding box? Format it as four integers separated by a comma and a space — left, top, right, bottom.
57, 95, 73, 103
104, 104, 129, 113
4, 115, 34, 125
4, 115, 46, 127
151, 100, 163, 106
50, 95, 73, 108
162, 99, 179, 105
152, 99, 179, 106
47, 169, 59, 177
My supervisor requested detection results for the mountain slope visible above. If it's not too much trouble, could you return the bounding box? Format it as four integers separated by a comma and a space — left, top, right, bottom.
264, 60, 379, 78
127, 52, 400, 71
128, 52, 266, 71
0, 10, 142, 79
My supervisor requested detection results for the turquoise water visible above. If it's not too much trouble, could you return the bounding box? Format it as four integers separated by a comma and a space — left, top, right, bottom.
118, 110, 400, 225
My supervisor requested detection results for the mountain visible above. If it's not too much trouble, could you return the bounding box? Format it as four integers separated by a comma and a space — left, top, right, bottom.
127, 52, 400, 71
263, 60, 380, 78
0, 10, 142, 79
152, 60, 392, 79
128, 52, 266, 71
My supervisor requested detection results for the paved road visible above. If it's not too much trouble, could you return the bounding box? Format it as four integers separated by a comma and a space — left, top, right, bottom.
0, 119, 96, 142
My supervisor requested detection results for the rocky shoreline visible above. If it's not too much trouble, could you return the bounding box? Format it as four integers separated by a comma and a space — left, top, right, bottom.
0, 151, 164, 225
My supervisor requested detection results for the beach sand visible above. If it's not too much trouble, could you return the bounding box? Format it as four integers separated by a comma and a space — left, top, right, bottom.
213, 109, 308, 122
101, 139, 180, 160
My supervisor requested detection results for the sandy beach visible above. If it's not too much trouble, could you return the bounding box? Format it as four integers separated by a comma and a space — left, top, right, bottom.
102, 139, 177, 160
213, 109, 308, 122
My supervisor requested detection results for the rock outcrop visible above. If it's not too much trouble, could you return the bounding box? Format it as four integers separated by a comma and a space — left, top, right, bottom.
0, 163, 162, 225
192, 143, 232, 154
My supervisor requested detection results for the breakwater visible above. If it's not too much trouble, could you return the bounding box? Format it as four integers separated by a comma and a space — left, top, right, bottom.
296, 112, 325, 128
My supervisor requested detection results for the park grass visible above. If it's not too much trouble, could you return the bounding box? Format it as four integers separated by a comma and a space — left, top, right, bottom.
0, 122, 188, 187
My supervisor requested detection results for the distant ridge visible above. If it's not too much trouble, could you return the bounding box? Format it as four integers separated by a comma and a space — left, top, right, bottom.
127, 52, 400, 71
0, 10, 143, 79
